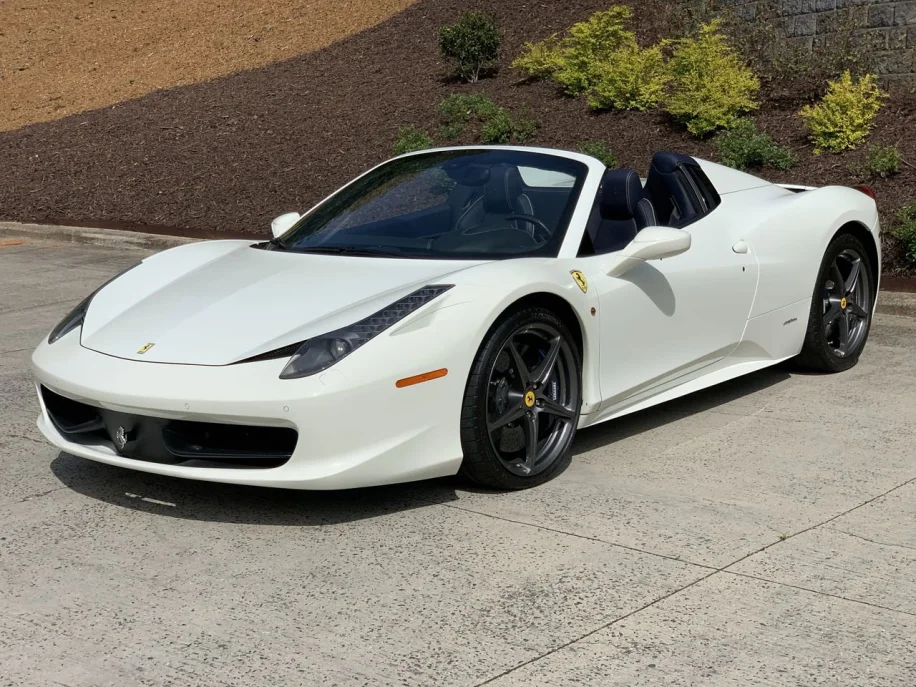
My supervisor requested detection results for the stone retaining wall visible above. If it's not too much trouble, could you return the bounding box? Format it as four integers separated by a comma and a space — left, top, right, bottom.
717, 0, 916, 85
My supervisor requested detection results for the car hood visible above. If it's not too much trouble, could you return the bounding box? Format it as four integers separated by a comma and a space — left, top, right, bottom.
81, 241, 484, 365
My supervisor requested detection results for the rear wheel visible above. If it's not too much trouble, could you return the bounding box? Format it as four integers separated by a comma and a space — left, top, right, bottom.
459, 307, 582, 489
796, 233, 874, 373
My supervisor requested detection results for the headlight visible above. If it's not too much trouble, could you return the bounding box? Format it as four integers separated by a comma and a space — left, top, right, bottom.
279, 284, 454, 379
47, 263, 141, 344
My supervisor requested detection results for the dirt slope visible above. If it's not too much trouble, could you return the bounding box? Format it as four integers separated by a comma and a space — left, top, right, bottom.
0, 0, 677, 233
0, 0, 417, 132
0, 0, 912, 256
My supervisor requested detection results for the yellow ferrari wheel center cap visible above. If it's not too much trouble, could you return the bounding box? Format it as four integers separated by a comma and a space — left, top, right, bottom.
840, 297, 847, 310
524, 391, 536, 408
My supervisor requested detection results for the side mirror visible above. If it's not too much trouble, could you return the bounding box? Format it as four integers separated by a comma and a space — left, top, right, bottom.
604, 227, 691, 278
271, 212, 301, 239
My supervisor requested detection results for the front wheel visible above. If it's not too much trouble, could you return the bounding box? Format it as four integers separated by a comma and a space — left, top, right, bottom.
459, 307, 582, 490
796, 233, 875, 373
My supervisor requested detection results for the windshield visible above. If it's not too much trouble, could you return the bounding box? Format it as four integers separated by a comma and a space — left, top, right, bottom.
272, 149, 588, 259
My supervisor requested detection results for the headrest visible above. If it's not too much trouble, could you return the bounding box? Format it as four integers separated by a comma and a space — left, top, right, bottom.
483, 165, 524, 213
449, 164, 491, 187
600, 168, 643, 219
649, 151, 697, 174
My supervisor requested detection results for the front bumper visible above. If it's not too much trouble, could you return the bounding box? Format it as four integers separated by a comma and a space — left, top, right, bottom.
31, 332, 468, 489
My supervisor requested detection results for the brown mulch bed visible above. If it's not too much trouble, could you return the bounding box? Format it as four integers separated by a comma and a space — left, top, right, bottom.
0, 0, 416, 133
0, 0, 913, 272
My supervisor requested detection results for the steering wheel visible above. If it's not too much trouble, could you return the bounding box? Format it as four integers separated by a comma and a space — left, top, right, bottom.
461, 213, 552, 243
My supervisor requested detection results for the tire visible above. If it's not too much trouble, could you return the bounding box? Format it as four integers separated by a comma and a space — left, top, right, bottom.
459, 306, 582, 490
796, 232, 875, 373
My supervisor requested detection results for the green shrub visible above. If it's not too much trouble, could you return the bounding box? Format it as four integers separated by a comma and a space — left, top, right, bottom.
665, 20, 760, 136
577, 142, 617, 168
554, 6, 637, 95
587, 44, 669, 111
439, 11, 501, 83
714, 119, 796, 171
439, 93, 538, 144
512, 6, 637, 95
393, 126, 432, 155
512, 35, 564, 80
863, 144, 901, 178
480, 106, 538, 144
798, 71, 885, 154
438, 93, 499, 138
438, 93, 537, 144
891, 202, 916, 267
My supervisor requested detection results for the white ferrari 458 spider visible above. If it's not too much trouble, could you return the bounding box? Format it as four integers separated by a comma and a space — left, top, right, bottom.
32, 147, 880, 490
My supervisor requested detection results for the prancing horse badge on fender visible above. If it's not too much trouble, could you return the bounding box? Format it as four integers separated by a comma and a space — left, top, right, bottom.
570, 270, 588, 294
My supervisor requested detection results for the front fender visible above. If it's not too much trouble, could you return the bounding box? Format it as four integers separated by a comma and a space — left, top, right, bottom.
407, 259, 601, 414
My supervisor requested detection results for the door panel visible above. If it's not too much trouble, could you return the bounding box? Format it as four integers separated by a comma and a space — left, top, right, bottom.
590, 215, 759, 409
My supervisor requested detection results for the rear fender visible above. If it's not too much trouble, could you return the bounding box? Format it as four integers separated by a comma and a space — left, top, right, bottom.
744, 185, 879, 319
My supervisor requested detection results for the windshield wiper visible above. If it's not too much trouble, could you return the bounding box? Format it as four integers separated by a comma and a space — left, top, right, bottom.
293, 246, 419, 258
265, 236, 289, 251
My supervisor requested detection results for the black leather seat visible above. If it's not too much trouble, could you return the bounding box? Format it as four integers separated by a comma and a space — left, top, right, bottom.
454, 164, 537, 236
591, 168, 657, 254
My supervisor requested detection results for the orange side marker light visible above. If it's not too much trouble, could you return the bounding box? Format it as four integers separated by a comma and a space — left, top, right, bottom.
396, 368, 448, 388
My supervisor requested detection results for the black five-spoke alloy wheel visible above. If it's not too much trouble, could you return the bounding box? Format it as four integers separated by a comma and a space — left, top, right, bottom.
460, 307, 582, 489
798, 232, 875, 372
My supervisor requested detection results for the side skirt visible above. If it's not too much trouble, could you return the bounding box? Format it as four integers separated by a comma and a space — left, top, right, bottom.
578, 297, 810, 429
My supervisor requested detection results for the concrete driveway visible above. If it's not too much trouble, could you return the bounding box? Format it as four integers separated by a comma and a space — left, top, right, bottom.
2, 238, 915, 686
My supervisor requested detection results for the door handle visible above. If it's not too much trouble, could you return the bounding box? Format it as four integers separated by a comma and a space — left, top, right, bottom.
732, 240, 749, 254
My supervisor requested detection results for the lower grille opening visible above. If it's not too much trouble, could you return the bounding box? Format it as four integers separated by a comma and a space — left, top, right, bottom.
41, 386, 296, 469
43, 387, 105, 434
162, 422, 298, 463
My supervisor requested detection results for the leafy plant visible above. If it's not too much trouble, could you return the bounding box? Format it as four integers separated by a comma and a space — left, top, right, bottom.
438, 93, 537, 144
714, 119, 796, 171
798, 71, 885, 154
512, 6, 637, 95
438, 93, 499, 138
480, 106, 538, 144
863, 144, 901, 178
665, 20, 760, 136
578, 142, 617, 168
512, 35, 564, 80
439, 11, 501, 83
588, 44, 669, 111
393, 126, 432, 155
891, 202, 916, 268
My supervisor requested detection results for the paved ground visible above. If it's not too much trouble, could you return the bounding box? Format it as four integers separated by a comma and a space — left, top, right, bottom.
2, 239, 915, 686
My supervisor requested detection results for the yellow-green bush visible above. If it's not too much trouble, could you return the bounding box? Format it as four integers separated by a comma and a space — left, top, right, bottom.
798, 71, 885, 154
588, 44, 669, 111
665, 20, 760, 136
512, 35, 564, 81
512, 6, 637, 96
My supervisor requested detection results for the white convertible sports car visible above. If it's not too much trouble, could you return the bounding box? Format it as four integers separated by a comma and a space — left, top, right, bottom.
32, 147, 880, 490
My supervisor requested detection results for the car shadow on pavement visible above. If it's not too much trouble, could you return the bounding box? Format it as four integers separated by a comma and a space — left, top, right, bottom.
49, 453, 462, 525
571, 365, 793, 455
49, 366, 793, 522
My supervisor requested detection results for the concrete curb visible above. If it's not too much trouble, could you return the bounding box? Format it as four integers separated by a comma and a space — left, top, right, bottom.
0, 221, 203, 251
